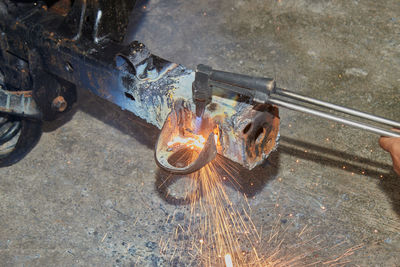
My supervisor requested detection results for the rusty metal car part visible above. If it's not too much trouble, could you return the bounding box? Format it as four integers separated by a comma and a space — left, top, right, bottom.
155, 101, 217, 175
0, 89, 41, 119
0, 84, 42, 167
0, 0, 277, 168
155, 99, 280, 174
0, 26, 42, 166
0, 83, 41, 166
0, 0, 280, 169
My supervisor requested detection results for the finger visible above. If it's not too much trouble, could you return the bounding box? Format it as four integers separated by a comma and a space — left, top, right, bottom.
391, 147, 400, 176
379, 136, 393, 152
394, 166, 400, 176
392, 155, 400, 176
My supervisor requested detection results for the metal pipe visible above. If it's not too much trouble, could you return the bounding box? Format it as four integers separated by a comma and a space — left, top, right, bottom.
275, 88, 400, 129
0, 89, 41, 119
268, 98, 400, 137
210, 69, 275, 93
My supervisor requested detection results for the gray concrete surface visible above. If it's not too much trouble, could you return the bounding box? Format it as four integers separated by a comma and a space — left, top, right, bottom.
1, 0, 400, 266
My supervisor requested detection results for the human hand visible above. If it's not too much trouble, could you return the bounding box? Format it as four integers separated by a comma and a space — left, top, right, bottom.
379, 130, 400, 175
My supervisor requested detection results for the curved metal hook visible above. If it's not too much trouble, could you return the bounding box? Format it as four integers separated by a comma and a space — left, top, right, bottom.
155, 102, 217, 175
155, 132, 217, 174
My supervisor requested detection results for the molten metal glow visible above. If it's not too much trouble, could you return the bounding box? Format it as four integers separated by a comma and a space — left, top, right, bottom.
167, 134, 206, 150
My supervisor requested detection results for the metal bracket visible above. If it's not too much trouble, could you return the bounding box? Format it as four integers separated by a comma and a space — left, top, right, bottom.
0, 88, 41, 119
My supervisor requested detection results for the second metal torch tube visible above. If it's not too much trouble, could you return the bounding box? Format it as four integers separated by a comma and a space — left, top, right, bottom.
275, 88, 400, 129
268, 98, 400, 137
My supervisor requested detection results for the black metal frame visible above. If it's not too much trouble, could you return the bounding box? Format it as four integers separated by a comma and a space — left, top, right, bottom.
0, 0, 175, 164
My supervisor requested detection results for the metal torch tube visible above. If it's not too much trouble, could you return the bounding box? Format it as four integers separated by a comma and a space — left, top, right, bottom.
275, 88, 400, 129
268, 98, 400, 137
210, 70, 275, 93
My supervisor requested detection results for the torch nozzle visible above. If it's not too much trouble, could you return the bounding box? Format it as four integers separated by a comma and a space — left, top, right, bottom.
194, 100, 207, 134
194, 116, 203, 134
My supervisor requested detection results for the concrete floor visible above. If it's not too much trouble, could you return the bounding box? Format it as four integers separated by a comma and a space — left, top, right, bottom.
1, 0, 400, 266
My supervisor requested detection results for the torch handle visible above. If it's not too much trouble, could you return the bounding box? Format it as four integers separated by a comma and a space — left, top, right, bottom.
193, 64, 400, 137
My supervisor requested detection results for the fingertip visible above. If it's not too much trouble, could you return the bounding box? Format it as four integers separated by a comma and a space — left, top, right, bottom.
379, 136, 391, 151
394, 166, 400, 176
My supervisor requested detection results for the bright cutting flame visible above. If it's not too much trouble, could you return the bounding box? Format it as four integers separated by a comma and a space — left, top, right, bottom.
167, 135, 206, 150
167, 125, 219, 151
